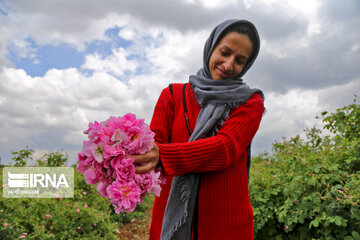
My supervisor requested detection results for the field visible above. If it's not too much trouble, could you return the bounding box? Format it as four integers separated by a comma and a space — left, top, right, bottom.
0, 166, 155, 239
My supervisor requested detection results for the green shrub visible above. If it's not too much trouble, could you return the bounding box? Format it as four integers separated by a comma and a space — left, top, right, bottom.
0, 170, 118, 239
0, 150, 154, 239
11, 148, 33, 166
37, 151, 68, 167
250, 97, 360, 240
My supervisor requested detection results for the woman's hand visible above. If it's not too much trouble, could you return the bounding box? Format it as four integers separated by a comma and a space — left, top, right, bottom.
128, 142, 160, 174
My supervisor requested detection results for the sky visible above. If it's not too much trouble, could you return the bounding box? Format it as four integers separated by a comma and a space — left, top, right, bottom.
0, 0, 359, 165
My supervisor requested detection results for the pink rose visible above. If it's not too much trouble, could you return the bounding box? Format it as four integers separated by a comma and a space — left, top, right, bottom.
114, 157, 135, 180
107, 180, 141, 213
96, 179, 112, 198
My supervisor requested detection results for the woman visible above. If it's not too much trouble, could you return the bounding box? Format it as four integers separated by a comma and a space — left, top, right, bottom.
131, 19, 265, 240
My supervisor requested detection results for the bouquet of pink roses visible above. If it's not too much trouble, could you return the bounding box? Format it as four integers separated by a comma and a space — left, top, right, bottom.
77, 113, 163, 213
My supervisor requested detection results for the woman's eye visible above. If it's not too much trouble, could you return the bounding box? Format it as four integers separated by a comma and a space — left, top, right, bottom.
236, 59, 246, 65
221, 51, 230, 56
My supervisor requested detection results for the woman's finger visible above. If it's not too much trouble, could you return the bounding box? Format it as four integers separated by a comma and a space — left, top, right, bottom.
128, 142, 159, 164
134, 160, 157, 174
128, 154, 149, 164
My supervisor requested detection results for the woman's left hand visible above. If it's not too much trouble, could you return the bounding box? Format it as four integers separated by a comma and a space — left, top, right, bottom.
128, 142, 160, 174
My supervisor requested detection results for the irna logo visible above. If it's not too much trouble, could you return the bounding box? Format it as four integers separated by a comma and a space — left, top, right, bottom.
7, 172, 69, 188
3, 167, 74, 198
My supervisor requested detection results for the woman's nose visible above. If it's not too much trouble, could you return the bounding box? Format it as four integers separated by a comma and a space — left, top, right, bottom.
223, 59, 234, 72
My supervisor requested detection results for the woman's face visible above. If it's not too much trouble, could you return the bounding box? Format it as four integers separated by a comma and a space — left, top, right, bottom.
209, 32, 253, 80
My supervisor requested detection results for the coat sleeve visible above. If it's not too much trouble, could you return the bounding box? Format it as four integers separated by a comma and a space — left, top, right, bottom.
150, 87, 174, 144
157, 93, 265, 176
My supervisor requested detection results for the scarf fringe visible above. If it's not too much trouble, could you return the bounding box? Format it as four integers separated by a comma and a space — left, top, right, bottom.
162, 176, 191, 240
165, 211, 188, 240
213, 101, 241, 133
179, 176, 190, 202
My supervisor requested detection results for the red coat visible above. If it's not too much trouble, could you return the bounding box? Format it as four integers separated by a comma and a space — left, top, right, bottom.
149, 83, 264, 240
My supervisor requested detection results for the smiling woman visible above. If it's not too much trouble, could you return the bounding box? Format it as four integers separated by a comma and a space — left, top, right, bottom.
129, 19, 265, 240
208, 32, 253, 80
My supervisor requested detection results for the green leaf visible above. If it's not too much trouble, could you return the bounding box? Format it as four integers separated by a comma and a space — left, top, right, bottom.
309, 219, 319, 229
344, 236, 354, 240
335, 216, 342, 226
352, 231, 360, 240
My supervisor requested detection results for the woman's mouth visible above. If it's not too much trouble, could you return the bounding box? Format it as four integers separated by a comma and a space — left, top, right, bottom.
217, 67, 228, 78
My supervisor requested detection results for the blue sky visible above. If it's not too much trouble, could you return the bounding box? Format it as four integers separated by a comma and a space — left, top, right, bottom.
8, 39, 84, 76
6, 27, 134, 77
0, 0, 359, 165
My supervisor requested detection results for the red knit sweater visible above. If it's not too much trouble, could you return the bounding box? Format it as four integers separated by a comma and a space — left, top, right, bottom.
149, 83, 264, 240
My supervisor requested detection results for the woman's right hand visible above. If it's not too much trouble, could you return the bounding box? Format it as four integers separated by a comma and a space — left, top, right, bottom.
128, 142, 160, 174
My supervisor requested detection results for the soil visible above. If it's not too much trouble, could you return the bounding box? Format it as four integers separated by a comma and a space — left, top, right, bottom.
117, 207, 152, 240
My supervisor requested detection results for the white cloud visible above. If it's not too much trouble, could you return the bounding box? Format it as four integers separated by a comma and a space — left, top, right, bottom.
197, 0, 239, 9
254, 78, 360, 154
0, 7, 135, 61
286, 0, 320, 16
82, 47, 138, 77
0, 66, 137, 162
0, 26, 208, 164
118, 27, 136, 41
145, 29, 206, 76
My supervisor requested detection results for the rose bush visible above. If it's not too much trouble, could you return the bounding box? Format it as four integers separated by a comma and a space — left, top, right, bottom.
250, 97, 360, 239
0, 149, 154, 239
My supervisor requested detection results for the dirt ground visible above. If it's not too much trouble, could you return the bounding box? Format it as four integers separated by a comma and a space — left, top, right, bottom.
117, 207, 152, 240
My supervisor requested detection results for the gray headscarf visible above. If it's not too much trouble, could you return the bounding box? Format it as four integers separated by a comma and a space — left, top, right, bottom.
161, 19, 264, 240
